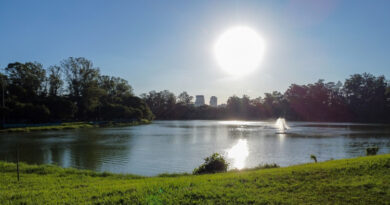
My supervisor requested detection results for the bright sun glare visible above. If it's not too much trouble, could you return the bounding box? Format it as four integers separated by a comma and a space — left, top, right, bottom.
215, 26, 265, 76
227, 139, 249, 169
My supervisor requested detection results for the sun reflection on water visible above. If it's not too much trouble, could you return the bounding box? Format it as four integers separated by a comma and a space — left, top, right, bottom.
227, 139, 249, 169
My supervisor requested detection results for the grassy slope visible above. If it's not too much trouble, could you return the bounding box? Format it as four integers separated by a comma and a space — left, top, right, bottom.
0, 155, 389, 204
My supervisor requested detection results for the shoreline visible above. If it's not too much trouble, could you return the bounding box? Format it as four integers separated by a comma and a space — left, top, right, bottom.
153, 119, 390, 124
0, 119, 151, 133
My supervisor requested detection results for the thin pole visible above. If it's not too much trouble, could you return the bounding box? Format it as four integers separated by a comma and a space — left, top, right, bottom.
2, 77, 4, 125
1, 69, 5, 126
16, 147, 20, 182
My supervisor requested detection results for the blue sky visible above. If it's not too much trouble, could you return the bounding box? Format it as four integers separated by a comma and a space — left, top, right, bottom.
1, 0, 389, 103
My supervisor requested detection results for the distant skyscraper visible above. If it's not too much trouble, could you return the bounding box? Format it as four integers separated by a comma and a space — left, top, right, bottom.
194, 95, 205, 107
210, 96, 218, 107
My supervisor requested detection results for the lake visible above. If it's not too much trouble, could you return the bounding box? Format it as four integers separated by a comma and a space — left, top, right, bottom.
1, 120, 390, 176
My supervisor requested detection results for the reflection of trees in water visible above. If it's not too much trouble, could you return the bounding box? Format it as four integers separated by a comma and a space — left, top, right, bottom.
66, 129, 133, 171
346, 139, 390, 156
49, 145, 67, 167
0, 132, 53, 164
0, 129, 134, 172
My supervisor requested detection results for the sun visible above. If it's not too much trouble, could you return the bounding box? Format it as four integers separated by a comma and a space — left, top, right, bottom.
214, 26, 265, 76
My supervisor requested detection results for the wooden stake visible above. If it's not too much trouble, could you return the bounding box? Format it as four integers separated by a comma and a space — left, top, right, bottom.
16, 147, 20, 182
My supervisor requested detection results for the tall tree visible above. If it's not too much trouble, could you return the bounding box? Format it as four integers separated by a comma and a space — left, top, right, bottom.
141, 90, 176, 119
0, 73, 8, 123
48, 65, 63, 96
5, 62, 46, 101
343, 73, 387, 122
177, 91, 193, 105
61, 57, 101, 119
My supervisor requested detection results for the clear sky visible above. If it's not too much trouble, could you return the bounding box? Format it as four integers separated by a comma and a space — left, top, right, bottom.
1, 0, 389, 103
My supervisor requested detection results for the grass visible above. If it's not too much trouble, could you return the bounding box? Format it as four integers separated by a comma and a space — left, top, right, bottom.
0, 119, 151, 133
1, 154, 389, 204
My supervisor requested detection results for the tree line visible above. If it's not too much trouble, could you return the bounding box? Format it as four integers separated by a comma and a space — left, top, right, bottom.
0, 57, 153, 125
1, 57, 389, 124
141, 73, 390, 123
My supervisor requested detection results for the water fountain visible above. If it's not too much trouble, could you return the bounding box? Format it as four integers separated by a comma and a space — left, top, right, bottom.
275, 117, 289, 134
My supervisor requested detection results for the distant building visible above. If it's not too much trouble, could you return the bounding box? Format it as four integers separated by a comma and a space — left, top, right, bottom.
194, 95, 205, 107
210, 96, 218, 107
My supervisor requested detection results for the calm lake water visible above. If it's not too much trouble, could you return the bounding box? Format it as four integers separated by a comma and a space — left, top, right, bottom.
1, 120, 390, 176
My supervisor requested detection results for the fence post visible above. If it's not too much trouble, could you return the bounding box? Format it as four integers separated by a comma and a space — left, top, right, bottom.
16, 146, 20, 182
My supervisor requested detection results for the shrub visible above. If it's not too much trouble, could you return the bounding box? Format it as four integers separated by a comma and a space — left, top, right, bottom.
366, 147, 379, 156
193, 153, 229, 175
310, 154, 317, 163
157, 173, 190, 177
230, 163, 280, 172
254, 163, 280, 169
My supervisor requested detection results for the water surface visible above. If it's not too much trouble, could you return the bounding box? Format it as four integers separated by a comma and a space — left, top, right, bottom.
1, 120, 389, 176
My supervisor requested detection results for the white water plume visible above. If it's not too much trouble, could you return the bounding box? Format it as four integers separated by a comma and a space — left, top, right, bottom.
275, 118, 289, 133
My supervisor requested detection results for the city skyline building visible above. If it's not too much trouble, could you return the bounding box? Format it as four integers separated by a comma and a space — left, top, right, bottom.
194, 95, 205, 107
210, 96, 218, 107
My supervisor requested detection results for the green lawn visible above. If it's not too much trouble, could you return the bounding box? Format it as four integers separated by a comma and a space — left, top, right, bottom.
1, 154, 389, 204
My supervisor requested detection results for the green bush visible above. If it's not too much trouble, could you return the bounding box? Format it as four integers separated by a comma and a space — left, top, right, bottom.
253, 163, 280, 169
157, 173, 190, 177
193, 153, 229, 175
230, 163, 280, 172
310, 154, 317, 163
366, 147, 379, 156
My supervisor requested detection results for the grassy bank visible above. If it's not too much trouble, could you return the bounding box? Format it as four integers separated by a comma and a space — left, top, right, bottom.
0, 155, 389, 204
0, 119, 151, 133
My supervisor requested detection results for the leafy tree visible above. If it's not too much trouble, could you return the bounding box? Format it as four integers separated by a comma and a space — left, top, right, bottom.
226, 95, 241, 118
99, 75, 133, 99
6, 62, 46, 101
2, 60, 389, 125
262, 91, 285, 118
141, 90, 176, 119
121, 95, 154, 120
0, 73, 7, 107
0, 73, 9, 124
343, 73, 387, 122
45, 96, 76, 120
284, 80, 350, 122
61, 57, 101, 119
1, 57, 152, 124
386, 85, 390, 121
48, 65, 63, 96
177, 91, 193, 105
9, 102, 50, 123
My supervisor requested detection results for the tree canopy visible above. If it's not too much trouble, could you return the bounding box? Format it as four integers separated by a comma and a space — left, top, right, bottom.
1, 58, 388, 124
141, 73, 390, 123
1, 57, 153, 124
